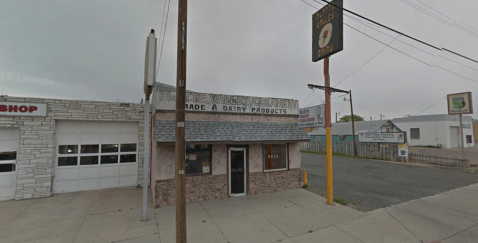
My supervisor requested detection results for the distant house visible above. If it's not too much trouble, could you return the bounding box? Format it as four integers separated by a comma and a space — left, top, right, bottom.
393, 114, 474, 148
308, 120, 403, 142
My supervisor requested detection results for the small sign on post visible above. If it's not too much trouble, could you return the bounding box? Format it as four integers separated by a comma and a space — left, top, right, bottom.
312, 0, 343, 62
447, 92, 473, 115
299, 104, 325, 128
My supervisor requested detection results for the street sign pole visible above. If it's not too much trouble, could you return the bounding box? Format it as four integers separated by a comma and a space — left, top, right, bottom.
349, 90, 357, 156
324, 57, 333, 205
459, 114, 466, 164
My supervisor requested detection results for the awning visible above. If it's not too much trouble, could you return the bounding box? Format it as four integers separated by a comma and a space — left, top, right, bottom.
155, 121, 310, 143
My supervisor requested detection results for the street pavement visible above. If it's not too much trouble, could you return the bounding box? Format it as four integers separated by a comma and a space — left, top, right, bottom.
301, 152, 478, 211
1, 185, 478, 242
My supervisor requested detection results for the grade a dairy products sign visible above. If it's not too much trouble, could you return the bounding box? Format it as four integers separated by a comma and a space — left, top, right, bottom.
299, 104, 325, 128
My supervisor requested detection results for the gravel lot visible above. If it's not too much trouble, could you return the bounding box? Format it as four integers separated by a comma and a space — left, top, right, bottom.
301, 152, 478, 212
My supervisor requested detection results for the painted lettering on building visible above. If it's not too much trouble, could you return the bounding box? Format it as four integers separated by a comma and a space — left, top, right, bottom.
0, 102, 47, 117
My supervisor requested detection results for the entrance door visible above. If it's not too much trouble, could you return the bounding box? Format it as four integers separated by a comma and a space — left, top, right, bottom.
450, 126, 460, 148
229, 147, 246, 196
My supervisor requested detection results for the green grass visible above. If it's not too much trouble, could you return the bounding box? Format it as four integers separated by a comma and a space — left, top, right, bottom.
301, 183, 309, 189
333, 198, 348, 206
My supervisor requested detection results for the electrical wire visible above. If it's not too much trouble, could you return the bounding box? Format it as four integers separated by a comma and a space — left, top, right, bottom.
155, 0, 169, 77
300, 88, 316, 109
415, 96, 447, 115
311, 0, 478, 63
156, 0, 171, 77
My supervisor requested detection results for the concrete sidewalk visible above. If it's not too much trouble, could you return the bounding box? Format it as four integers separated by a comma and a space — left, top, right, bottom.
0, 185, 477, 243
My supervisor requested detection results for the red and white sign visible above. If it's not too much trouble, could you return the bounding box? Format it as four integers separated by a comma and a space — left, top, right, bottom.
0, 102, 47, 117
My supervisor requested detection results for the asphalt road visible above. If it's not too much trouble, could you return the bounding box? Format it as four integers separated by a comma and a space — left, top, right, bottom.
301, 153, 478, 212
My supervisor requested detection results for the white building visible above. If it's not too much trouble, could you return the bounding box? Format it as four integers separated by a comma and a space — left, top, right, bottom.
393, 114, 474, 149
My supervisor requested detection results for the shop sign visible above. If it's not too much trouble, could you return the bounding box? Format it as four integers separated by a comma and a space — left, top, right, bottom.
398, 143, 408, 157
447, 92, 473, 115
157, 91, 299, 115
0, 102, 47, 117
299, 104, 325, 128
312, 0, 343, 62
359, 133, 405, 143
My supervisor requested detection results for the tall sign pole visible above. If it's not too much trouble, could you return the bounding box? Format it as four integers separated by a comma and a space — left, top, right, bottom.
447, 92, 473, 167
349, 90, 357, 156
142, 29, 157, 221
312, 0, 343, 205
175, 0, 188, 241
324, 57, 333, 204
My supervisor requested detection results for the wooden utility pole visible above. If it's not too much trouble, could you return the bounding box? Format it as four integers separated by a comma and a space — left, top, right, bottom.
175, 0, 187, 242
324, 57, 333, 205
349, 90, 357, 156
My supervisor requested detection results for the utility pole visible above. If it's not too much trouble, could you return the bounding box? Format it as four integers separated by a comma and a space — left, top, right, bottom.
459, 114, 466, 165
175, 0, 188, 242
380, 114, 382, 120
324, 57, 333, 205
349, 90, 357, 156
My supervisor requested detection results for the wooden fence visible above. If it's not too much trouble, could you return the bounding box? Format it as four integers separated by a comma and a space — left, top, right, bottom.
408, 153, 466, 169
301, 141, 405, 162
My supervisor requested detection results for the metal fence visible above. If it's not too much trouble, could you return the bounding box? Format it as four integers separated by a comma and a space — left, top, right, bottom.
408, 152, 467, 169
301, 141, 405, 162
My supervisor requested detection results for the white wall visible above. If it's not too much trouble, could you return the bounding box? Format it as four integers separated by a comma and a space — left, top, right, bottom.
395, 120, 474, 148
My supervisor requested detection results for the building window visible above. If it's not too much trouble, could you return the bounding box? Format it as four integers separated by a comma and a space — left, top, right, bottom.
186, 144, 212, 175
467, 135, 472, 144
263, 144, 288, 172
410, 128, 420, 140
57, 143, 137, 166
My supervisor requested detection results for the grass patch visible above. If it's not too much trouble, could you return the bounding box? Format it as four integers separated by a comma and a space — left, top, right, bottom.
301, 183, 309, 189
333, 198, 348, 206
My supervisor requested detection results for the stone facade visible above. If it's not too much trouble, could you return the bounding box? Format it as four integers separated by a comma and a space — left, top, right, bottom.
248, 169, 301, 195
0, 97, 144, 200
154, 175, 227, 207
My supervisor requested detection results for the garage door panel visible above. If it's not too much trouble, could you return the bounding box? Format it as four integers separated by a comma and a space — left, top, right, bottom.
100, 177, 119, 188
121, 123, 138, 134
79, 134, 100, 144
80, 122, 100, 134
0, 187, 15, 200
79, 167, 99, 179
0, 129, 19, 141
100, 166, 120, 177
54, 180, 78, 193
79, 179, 99, 191
119, 176, 137, 187
119, 164, 137, 176
0, 141, 18, 151
100, 134, 120, 144
120, 134, 138, 143
57, 134, 79, 144
101, 122, 120, 134
55, 168, 78, 180
0, 174, 15, 186
57, 122, 79, 134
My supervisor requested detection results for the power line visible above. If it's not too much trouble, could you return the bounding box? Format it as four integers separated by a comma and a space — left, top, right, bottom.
156, 0, 171, 77
155, 0, 169, 77
301, 88, 316, 109
312, 0, 478, 63
415, 96, 447, 115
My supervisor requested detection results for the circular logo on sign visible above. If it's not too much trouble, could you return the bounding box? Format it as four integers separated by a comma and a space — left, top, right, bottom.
315, 106, 322, 121
319, 23, 333, 48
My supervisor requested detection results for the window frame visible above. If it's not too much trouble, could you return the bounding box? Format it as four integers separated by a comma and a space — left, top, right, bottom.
263, 143, 289, 173
56, 143, 138, 167
410, 128, 420, 140
185, 144, 213, 177
466, 135, 472, 144
0, 151, 17, 173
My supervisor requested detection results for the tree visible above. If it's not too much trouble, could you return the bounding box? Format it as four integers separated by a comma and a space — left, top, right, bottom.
339, 115, 364, 123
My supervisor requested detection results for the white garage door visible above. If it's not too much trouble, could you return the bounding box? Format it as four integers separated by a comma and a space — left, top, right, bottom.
54, 121, 139, 193
450, 126, 460, 148
0, 128, 19, 201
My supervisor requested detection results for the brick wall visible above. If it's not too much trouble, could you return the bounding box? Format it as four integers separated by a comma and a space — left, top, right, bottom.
248, 169, 301, 195
154, 174, 227, 207
0, 97, 144, 200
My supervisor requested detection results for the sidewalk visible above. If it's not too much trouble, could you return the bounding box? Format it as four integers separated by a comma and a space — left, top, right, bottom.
0, 185, 477, 243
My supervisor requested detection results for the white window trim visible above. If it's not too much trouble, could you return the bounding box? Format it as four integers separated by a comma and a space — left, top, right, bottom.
263, 143, 289, 172
56, 143, 138, 167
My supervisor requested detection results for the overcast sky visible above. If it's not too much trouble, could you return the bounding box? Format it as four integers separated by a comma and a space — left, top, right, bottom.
1, 0, 477, 120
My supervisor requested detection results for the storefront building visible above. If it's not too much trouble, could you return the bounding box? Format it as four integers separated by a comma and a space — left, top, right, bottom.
0, 96, 145, 201
151, 83, 309, 207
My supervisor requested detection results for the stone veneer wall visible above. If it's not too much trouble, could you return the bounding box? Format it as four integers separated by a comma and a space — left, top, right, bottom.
154, 175, 228, 207
248, 169, 301, 195
0, 97, 144, 200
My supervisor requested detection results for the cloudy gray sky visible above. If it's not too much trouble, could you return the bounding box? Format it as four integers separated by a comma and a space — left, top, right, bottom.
1, 0, 477, 120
